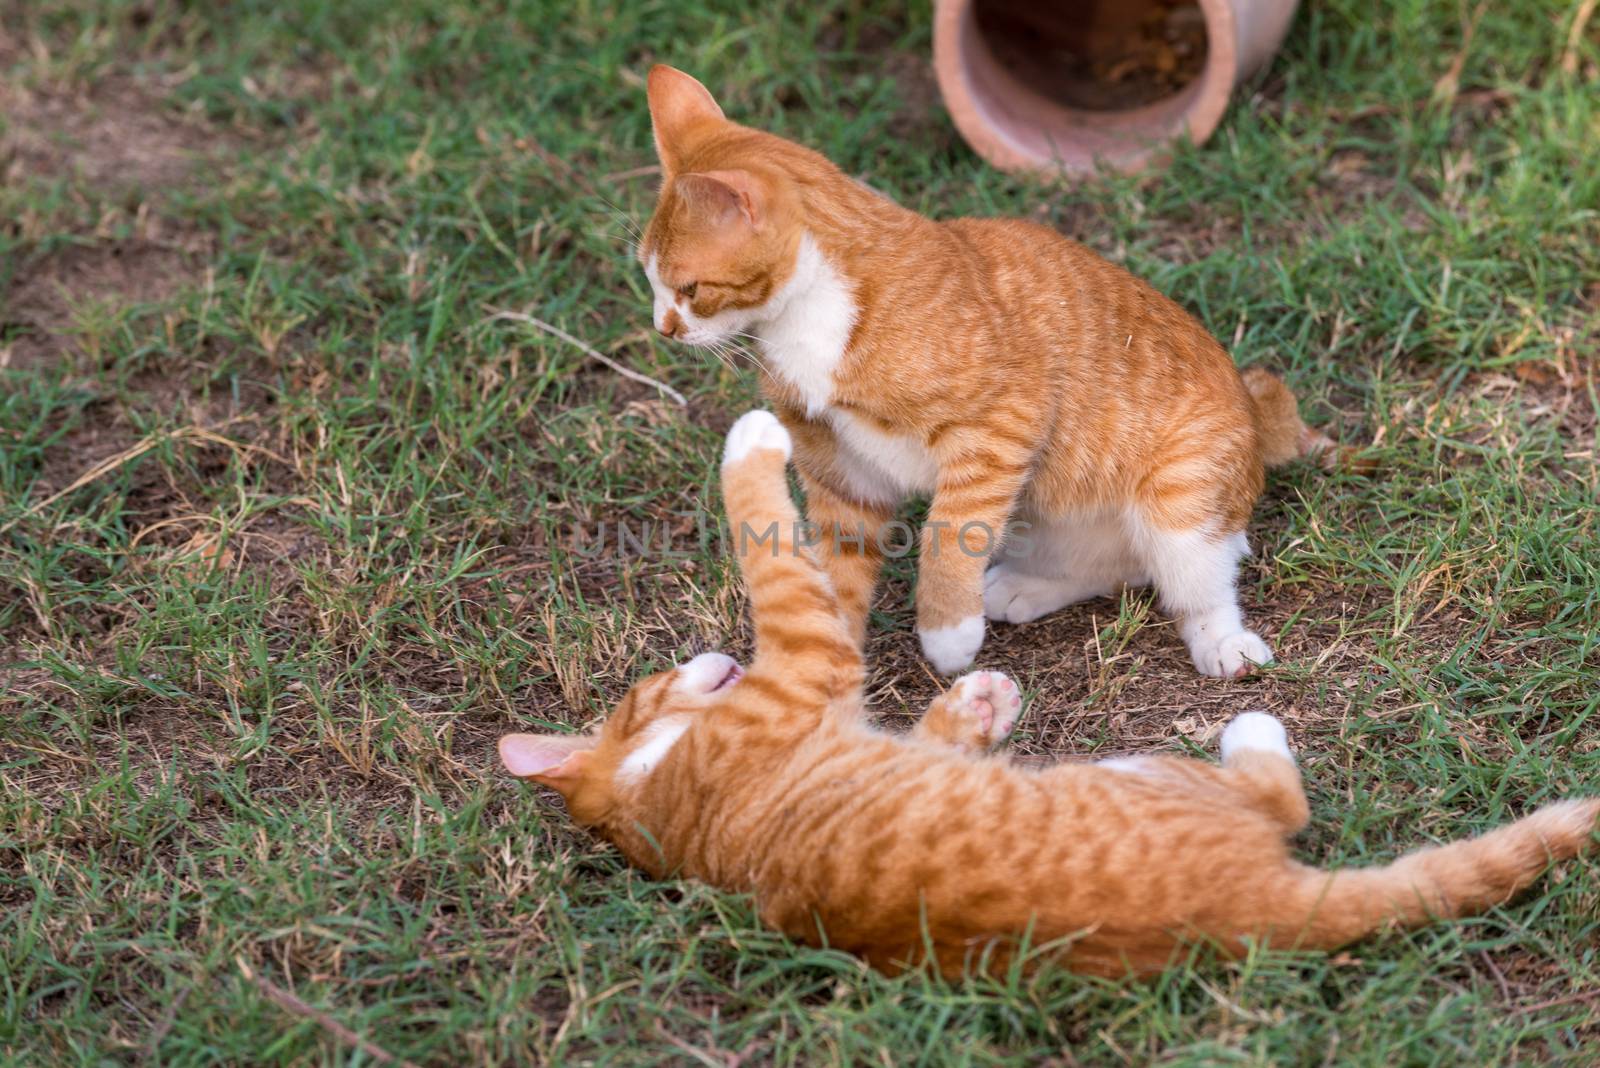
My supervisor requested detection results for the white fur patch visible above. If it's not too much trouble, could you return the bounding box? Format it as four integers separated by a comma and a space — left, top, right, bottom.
617, 717, 691, 784
1219, 711, 1294, 763
723, 410, 792, 466
756, 234, 856, 418
828, 410, 939, 504
919, 614, 985, 675
1097, 757, 1156, 774
644, 253, 675, 335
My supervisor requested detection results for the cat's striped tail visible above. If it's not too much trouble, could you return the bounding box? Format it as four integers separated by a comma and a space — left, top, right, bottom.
1283, 798, 1600, 951
1240, 367, 1373, 473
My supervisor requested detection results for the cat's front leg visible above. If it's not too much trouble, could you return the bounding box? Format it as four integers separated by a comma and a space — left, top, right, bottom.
916, 452, 1030, 674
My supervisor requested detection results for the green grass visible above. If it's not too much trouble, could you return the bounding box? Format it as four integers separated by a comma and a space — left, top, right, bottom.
3, 0, 1599, 1063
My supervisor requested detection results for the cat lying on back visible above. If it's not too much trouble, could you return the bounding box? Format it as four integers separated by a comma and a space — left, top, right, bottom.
499, 411, 1596, 978
637, 65, 1355, 679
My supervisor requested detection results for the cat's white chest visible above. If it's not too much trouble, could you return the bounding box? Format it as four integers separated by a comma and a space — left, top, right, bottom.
754, 233, 935, 503
829, 410, 939, 504
758, 235, 855, 418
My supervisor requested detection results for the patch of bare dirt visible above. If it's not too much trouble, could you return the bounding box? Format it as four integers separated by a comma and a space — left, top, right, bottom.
0, 70, 221, 192
1, 234, 207, 370
0, 39, 242, 370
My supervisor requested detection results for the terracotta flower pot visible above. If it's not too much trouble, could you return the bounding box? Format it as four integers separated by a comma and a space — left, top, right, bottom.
933, 0, 1301, 174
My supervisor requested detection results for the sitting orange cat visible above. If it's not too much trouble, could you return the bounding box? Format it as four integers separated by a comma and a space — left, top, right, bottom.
499, 411, 1596, 978
638, 65, 1350, 678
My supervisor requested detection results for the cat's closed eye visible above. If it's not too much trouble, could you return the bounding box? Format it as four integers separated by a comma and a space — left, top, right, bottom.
678, 282, 698, 299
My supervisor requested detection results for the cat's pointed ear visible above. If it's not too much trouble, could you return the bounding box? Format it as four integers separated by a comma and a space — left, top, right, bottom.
647, 65, 724, 173
674, 170, 762, 230
499, 733, 593, 789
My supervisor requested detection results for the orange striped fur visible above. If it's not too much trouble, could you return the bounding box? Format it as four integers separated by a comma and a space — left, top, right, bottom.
637, 66, 1353, 678
500, 412, 1597, 978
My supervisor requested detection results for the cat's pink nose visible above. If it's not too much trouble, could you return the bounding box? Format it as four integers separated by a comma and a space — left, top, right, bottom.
658, 309, 683, 338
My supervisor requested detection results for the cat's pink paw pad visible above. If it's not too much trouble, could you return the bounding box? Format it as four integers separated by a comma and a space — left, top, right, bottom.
946, 670, 1023, 746
723, 410, 792, 466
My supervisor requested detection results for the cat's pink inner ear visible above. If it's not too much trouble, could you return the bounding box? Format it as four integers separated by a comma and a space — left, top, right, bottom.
646, 65, 724, 172
676, 170, 761, 229
499, 733, 590, 779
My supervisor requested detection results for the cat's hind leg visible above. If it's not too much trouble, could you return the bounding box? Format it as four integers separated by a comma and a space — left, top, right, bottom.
912, 670, 1023, 754
1127, 434, 1274, 677
1128, 518, 1272, 678
983, 511, 1145, 624
1217, 711, 1309, 833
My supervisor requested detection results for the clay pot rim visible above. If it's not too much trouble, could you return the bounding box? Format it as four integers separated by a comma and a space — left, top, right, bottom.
933, 0, 1243, 174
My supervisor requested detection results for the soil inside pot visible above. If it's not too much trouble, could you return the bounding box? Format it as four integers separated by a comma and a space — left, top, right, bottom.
972, 0, 1209, 113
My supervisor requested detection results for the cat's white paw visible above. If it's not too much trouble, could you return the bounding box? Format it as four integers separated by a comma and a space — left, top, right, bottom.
919, 615, 984, 675
1219, 711, 1293, 763
722, 410, 792, 466
944, 670, 1023, 746
1188, 628, 1273, 678
983, 563, 1087, 623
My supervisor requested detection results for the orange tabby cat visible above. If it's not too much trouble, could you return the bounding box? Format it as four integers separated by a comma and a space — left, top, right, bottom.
499, 411, 1596, 978
638, 65, 1351, 678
